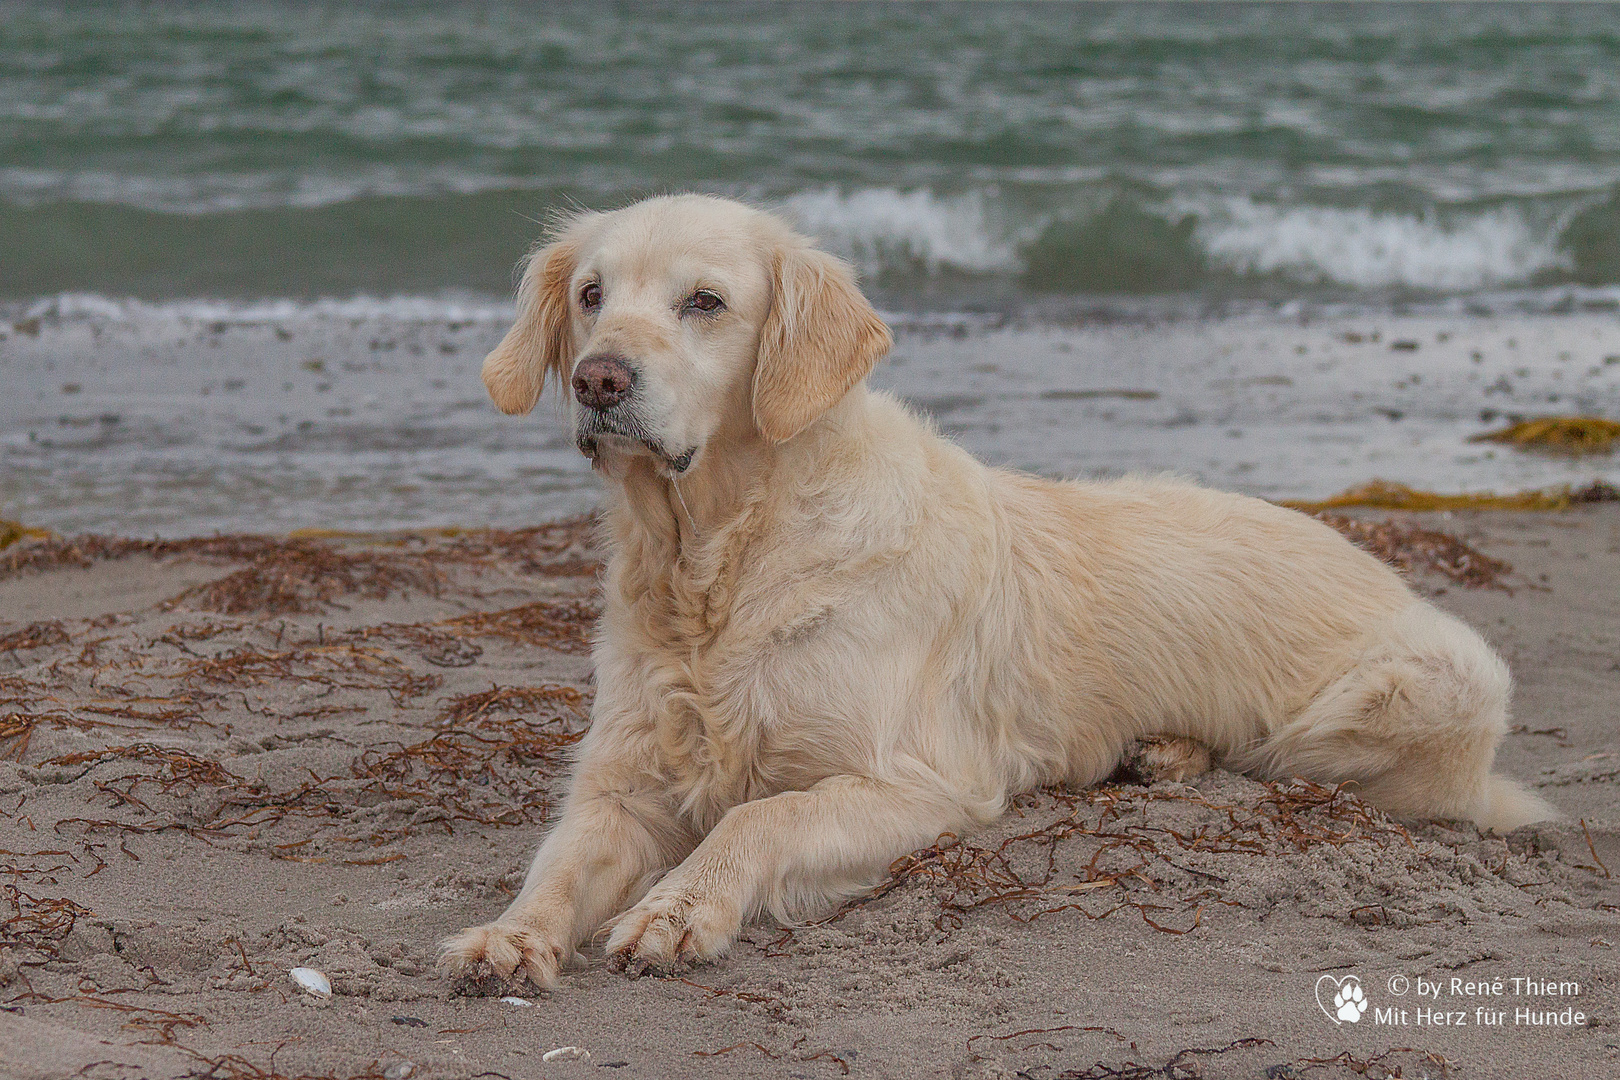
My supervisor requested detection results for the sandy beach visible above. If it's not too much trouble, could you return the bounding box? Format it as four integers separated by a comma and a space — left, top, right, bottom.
1, 498, 1616, 1080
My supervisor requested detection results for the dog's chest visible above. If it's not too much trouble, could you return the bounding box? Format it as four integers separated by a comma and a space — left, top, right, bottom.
614, 586, 846, 829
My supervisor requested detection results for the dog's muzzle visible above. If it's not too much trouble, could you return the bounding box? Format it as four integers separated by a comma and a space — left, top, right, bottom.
576, 426, 697, 476
573, 395, 696, 476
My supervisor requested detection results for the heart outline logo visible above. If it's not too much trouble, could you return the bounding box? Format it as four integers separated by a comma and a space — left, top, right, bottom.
1315, 974, 1367, 1025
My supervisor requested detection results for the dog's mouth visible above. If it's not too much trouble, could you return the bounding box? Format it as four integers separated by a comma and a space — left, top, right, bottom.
576, 413, 696, 476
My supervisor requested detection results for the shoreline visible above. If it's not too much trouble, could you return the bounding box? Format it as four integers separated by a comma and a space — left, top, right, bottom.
1, 506, 1616, 1079
5, 303, 1620, 538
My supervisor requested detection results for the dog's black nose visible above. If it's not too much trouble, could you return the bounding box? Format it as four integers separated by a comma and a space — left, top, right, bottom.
572, 355, 635, 410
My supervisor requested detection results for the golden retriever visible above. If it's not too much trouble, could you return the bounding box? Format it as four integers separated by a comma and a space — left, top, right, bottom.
440, 194, 1555, 989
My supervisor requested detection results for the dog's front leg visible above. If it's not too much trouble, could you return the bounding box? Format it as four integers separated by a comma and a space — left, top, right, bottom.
604, 774, 967, 971
439, 766, 691, 990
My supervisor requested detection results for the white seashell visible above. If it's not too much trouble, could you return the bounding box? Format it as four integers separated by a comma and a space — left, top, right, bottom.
288, 966, 331, 998
499, 996, 534, 1007
542, 1046, 589, 1063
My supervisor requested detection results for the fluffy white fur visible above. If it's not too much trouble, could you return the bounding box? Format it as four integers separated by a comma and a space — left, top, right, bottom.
440, 194, 1556, 989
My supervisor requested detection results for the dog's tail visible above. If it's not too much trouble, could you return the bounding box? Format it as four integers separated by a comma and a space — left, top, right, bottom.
1473, 774, 1560, 833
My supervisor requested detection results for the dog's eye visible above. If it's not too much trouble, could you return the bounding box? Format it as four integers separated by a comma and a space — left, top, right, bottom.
685, 289, 725, 315
579, 282, 602, 312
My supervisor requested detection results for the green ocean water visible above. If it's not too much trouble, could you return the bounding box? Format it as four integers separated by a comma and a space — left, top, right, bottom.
2, 0, 1619, 307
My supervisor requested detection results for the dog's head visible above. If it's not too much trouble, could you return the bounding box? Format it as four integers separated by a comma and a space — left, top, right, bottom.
481, 194, 891, 477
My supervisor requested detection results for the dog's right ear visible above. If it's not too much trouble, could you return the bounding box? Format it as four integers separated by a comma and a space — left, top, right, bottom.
481, 237, 581, 415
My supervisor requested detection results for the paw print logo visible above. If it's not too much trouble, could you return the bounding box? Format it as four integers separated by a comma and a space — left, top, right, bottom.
1315, 975, 1370, 1025
1335, 981, 1368, 1023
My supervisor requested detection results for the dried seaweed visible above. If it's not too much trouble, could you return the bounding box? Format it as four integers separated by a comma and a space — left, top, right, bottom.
344, 720, 576, 830
154, 620, 244, 644
672, 975, 787, 1018
2, 519, 601, 611
345, 689, 587, 830
0, 708, 117, 761
341, 599, 600, 660
439, 514, 602, 577
46, 684, 585, 847
48, 743, 247, 801
1580, 819, 1612, 879
436, 599, 600, 655
1574, 478, 1620, 502
872, 781, 1409, 934
178, 645, 440, 705
1, 533, 286, 578
0, 845, 79, 880
1282, 478, 1618, 513
1469, 415, 1620, 455
692, 1041, 780, 1063
174, 1044, 389, 1080
1, 882, 90, 958
435, 684, 588, 728
1268, 1047, 1453, 1079
1315, 514, 1512, 589
0, 712, 36, 760
167, 542, 447, 615
971, 1025, 1128, 1054
690, 1032, 849, 1075
20, 994, 208, 1046
0, 519, 51, 551
0, 621, 70, 653
1051, 1038, 1276, 1079
72, 699, 215, 738
0, 532, 446, 616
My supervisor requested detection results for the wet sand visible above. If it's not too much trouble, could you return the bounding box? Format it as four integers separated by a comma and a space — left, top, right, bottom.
5, 302, 1618, 536
1, 505, 1616, 1080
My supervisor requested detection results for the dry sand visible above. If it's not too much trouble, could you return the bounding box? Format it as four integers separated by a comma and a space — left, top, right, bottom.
0, 506, 1616, 1080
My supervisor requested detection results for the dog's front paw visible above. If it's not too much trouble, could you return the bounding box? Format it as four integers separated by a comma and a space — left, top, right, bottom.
602, 886, 739, 975
438, 920, 567, 991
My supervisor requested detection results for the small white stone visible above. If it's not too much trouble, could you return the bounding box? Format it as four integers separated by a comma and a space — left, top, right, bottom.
542, 1046, 590, 1063
499, 996, 534, 1007
382, 1063, 414, 1080
288, 966, 331, 998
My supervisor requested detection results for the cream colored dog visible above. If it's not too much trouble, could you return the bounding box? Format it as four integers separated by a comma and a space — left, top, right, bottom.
440, 194, 1555, 989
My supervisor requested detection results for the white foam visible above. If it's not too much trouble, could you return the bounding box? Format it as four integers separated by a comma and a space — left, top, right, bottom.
1194, 198, 1570, 291
780, 188, 1024, 276
10, 290, 984, 330
776, 187, 1579, 294
17, 292, 517, 326
0, 165, 552, 214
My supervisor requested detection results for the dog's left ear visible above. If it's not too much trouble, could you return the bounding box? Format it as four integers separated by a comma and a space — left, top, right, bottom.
481, 235, 581, 415
753, 243, 892, 443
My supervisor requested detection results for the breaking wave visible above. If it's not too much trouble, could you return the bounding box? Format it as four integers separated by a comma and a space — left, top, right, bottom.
780, 188, 1028, 276
1193, 199, 1571, 291
4, 183, 1617, 304
785, 185, 1618, 296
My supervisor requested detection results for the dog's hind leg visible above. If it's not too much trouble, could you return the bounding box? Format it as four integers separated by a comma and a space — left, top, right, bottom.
1115, 735, 1213, 784
1232, 603, 1557, 831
